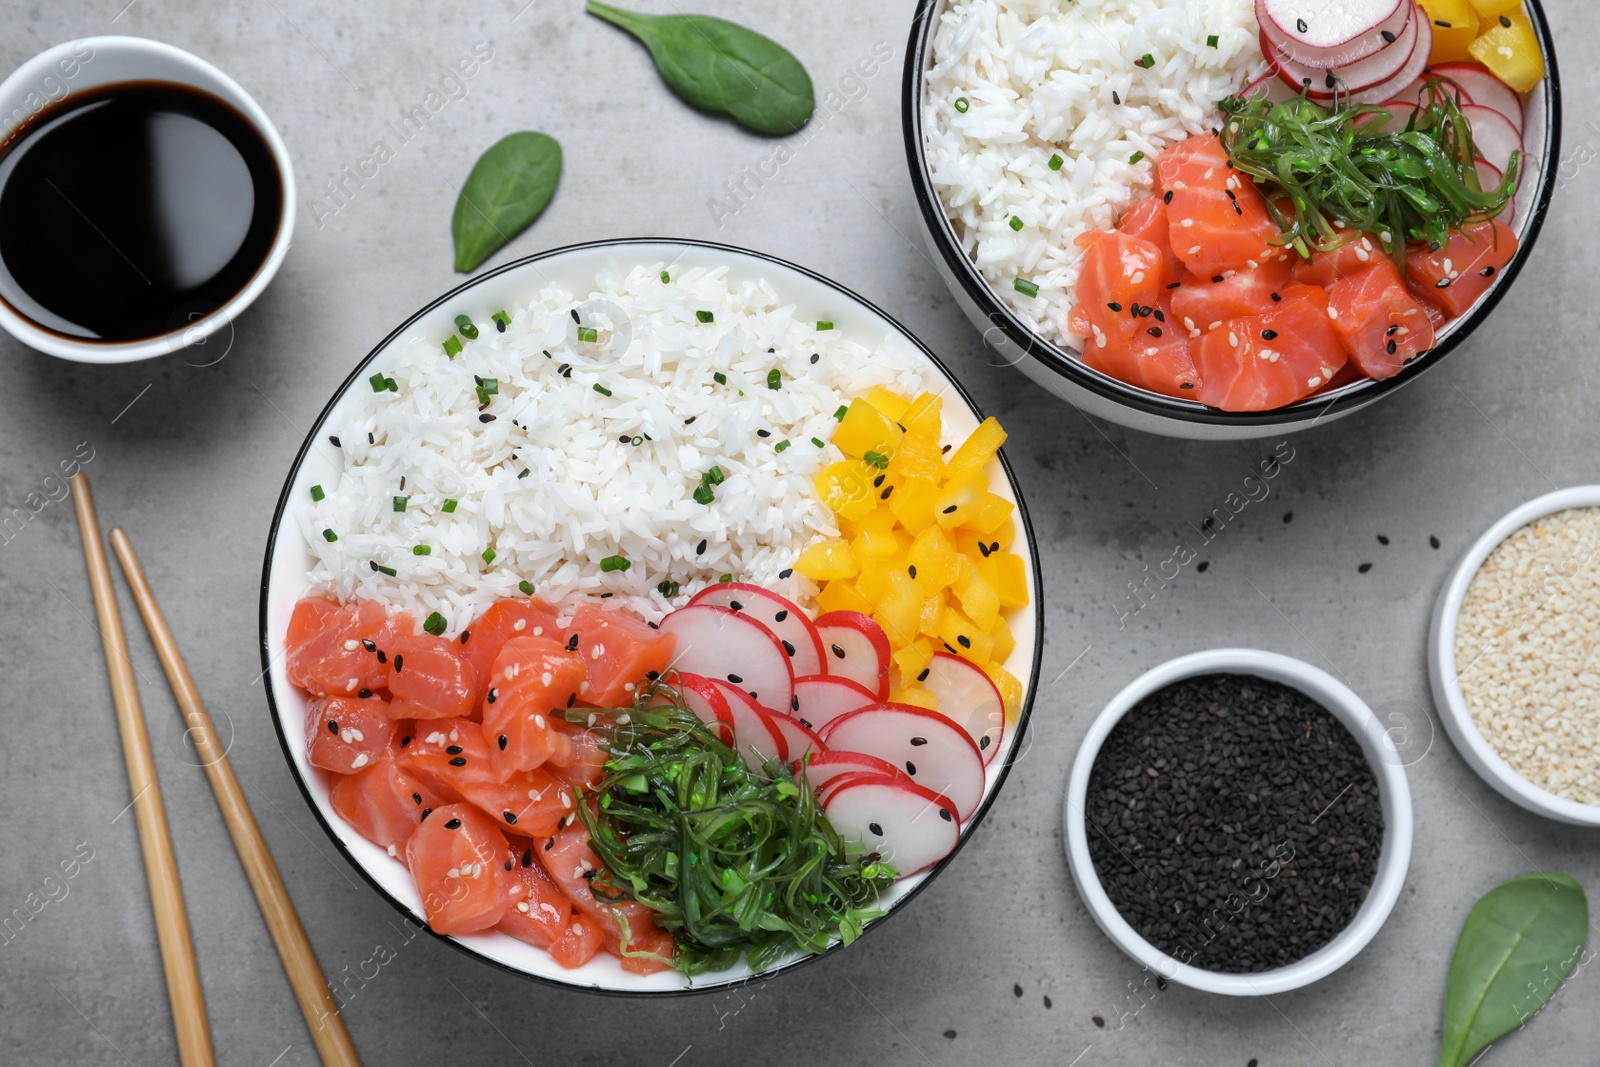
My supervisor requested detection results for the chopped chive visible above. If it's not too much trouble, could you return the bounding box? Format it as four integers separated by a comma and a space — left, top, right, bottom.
1048, 152, 1064, 170
369, 372, 389, 393
518, 580, 535, 595
480, 378, 499, 396
492, 310, 511, 331
1139, 53, 1155, 68
954, 96, 969, 113
481, 547, 496, 565
387, 377, 398, 393
393, 496, 408, 512
660, 270, 671, 283
693, 484, 715, 505
774, 440, 791, 453
309, 485, 325, 502
1128, 150, 1145, 165
704, 466, 726, 485
413, 545, 432, 556
322, 528, 338, 542
766, 368, 782, 390
713, 372, 727, 385
455, 315, 479, 340
443, 335, 462, 359
1009, 215, 1024, 231
600, 554, 631, 573
376, 564, 397, 577
577, 326, 598, 343
817, 320, 834, 331
695, 310, 715, 323
1014, 277, 1040, 297
593, 383, 612, 396
423, 611, 447, 636
834, 405, 848, 420
862, 451, 889, 470
657, 580, 680, 597
719, 574, 733, 583
811, 437, 825, 448
518, 468, 531, 479
1207, 34, 1219, 47
442, 498, 458, 513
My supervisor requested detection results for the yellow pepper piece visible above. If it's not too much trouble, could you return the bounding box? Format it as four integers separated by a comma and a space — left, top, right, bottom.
1466, 0, 1520, 18
936, 468, 989, 530
962, 492, 1016, 536
889, 430, 946, 483
852, 526, 900, 560
889, 686, 938, 712
816, 579, 874, 616
1419, 0, 1479, 63
874, 569, 923, 648
976, 551, 1029, 608
908, 525, 961, 592
982, 661, 1024, 721
794, 538, 858, 581
854, 505, 897, 536
865, 386, 910, 422
937, 604, 994, 664
952, 555, 1002, 632
918, 594, 944, 638
955, 519, 1015, 559
901, 392, 943, 438
832, 399, 904, 462
1469, 10, 1545, 93
814, 461, 877, 522
988, 624, 1016, 667
891, 637, 935, 683
887, 474, 940, 533
944, 417, 1007, 480
857, 557, 895, 603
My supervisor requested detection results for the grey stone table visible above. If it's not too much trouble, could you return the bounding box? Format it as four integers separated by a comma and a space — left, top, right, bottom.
3, 2, 1595, 1065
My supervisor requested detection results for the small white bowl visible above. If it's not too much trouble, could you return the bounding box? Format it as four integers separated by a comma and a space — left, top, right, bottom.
1429, 486, 1600, 826
1063, 649, 1413, 996
0, 36, 295, 363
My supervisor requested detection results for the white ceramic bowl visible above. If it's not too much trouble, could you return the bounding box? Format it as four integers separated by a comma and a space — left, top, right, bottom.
259, 239, 1043, 994
1429, 486, 1600, 826
0, 36, 295, 363
901, 1, 1561, 440
1063, 649, 1413, 995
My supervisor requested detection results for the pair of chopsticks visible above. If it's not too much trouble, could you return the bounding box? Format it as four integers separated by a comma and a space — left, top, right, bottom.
71, 472, 362, 1067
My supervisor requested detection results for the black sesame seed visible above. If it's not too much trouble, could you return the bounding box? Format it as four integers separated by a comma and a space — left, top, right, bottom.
1197, 560, 1210, 572
1112, 91, 1121, 105
869, 822, 883, 836
358, 688, 373, 699
362, 639, 377, 652
328, 720, 339, 734
567, 694, 576, 707
910, 736, 928, 747
420, 808, 432, 821
905, 761, 917, 775
1211, 275, 1225, 284
1107, 301, 1123, 312
487, 689, 498, 704
1480, 265, 1497, 278
782, 639, 795, 656
1261, 329, 1278, 340
957, 635, 972, 649
1359, 562, 1373, 573
832, 644, 846, 660
873, 474, 886, 488
793, 695, 800, 712
367, 432, 375, 444
544, 837, 555, 851
728, 674, 744, 684
1386, 339, 1397, 354
567, 634, 580, 651
400, 736, 412, 747
696, 539, 708, 555
757, 429, 771, 438
939, 808, 953, 822
1270, 291, 1282, 302
393, 654, 403, 672
498, 735, 508, 750
1163, 190, 1173, 204
1378, 534, 1391, 545
980, 735, 992, 750
729, 600, 743, 611
1431, 535, 1441, 549
329, 435, 341, 448
779, 568, 793, 579
448, 756, 466, 766
504, 811, 518, 824
810, 353, 820, 364
445, 817, 462, 829
459, 630, 471, 645
1381, 29, 1396, 42
775, 610, 789, 622
881, 486, 893, 499
918, 669, 930, 682
522, 848, 533, 867
412, 792, 422, 805
1148, 327, 1163, 337
446, 745, 463, 755
1500, 14, 1511, 26
1296, 17, 1307, 31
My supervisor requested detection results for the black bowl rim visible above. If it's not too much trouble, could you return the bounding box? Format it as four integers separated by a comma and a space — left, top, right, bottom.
900, 0, 1563, 428
257, 236, 1047, 998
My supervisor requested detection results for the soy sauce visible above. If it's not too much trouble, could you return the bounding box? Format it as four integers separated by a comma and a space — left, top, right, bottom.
0, 81, 283, 343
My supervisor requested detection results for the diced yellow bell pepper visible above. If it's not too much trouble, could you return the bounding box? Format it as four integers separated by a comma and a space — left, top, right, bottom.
902, 392, 944, 438
891, 637, 935, 682
952, 555, 1001, 632
889, 430, 946, 483
988, 624, 1016, 667
865, 386, 911, 422
982, 661, 1024, 721
918, 594, 944, 638
816, 579, 874, 616
852, 526, 900, 560
1466, 0, 1520, 18
857, 556, 894, 603
887, 475, 940, 533
944, 416, 1007, 480
1419, 0, 1479, 63
889, 686, 938, 712
955, 520, 1015, 560
1469, 10, 1545, 93
962, 492, 1015, 535
936, 468, 989, 530
908, 525, 960, 592
873, 570, 923, 647
815, 461, 877, 522
795, 538, 858, 581
937, 605, 994, 664
975, 551, 1029, 608
849, 506, 896, 539
833, 399, 904, 462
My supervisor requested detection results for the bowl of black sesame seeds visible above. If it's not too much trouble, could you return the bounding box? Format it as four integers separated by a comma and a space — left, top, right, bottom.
1064, 649, 1412, 995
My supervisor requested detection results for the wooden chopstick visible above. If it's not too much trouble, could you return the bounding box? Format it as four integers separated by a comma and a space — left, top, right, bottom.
109, 528, 364, 1067
70, 472, 216, 1067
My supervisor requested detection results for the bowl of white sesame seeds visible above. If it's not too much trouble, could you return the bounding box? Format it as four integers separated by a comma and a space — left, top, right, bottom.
1429, 486, 1600, 825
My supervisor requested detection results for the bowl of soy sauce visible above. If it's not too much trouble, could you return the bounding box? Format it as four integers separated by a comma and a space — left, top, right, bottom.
0, 37, 295, 363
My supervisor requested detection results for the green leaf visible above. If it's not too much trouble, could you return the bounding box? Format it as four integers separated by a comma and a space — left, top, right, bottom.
585, 1, 814, 136
1439, 872, 1588, 1067
452, 132, 563, 273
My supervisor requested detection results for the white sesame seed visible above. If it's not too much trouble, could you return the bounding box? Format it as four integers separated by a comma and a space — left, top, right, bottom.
561, 791, 574, 809
1188, 245, 1202, 256
346, 677, 359, 692
448, 868, 460, 879
541, 671, 553, 687
1130, 271, 1146, 285
1328, 307, 1339, 319
1307, 376, 1321, 388
351, 753, 369, 769
387, 843, 398, 858
517, 901, 530, 913
533, 626, 544, 636
1228, 331, 1239, 347
449, 728, 459, 742
534, 715, 546, 729
1180, 218, 1193, 228
1355, 246, 1370, 262
341, 729, 355, 744
513, 619, 527, 632
344, 639, 360, 651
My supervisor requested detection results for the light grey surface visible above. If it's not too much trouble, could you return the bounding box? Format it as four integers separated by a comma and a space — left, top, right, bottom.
1, 2, 1594, 1065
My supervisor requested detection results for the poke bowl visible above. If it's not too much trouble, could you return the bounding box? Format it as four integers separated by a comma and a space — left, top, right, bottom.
904, 0, 1560, 439
259, 238, 1043, 994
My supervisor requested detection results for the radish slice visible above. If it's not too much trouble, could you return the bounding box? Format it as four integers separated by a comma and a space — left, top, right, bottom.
651, 671, 734, 746
1430, 62, 1524, 135
813, 611, 891, 699
921, 653, 1005, 765
1261, 0, 1405, 50
1474, 158, 1515, 220
819, 704, 985, 820
688, 582, 825, 678
770, 715, 826, 764
1348, 17, 1432, 105
792, 675, 879, 733
1241, 70, 1302, 105
822, 775, 960, 876
659, 604, 795, 714
707, 679, 789, 770
802, 750, 912, 797
1461, 104, 1521, 175
1267, 16, 1415, 97
1257, 0, 1412, 67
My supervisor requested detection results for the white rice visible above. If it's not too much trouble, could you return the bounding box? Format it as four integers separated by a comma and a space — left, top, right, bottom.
299, 261, 924, 629
922, 0, 1264, 349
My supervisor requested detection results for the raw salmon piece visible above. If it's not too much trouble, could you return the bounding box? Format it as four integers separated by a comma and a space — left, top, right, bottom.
1328, 258, 1436, 380
285, 597, 390, 697
1290, 228, 1388, 288
480, 636, 583, 780
563, 603, 675, 707
1116, 194, 1184, 281
1170, 255, 1294, 335
387, 633, 477, 720
304, 694, 395, 774
328, 753, 441, 851
495, 838, 575, 949
1072, 229, 1170, 353
1406, 220, 1518, 318
459, 598, 563, 704
1082, 290, 1201, 400
1195, 285, 1349, 411
1157, 135, 1281, 278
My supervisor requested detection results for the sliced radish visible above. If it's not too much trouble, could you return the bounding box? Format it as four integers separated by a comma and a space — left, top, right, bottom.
771, 715, 826, 764
1348, 18, 1431, 105
819, 704, 985, 820
921, 652, 1005, 765
1430, 62, 1524, 135
1474, 158, 1515, 220
822, 775, 960, 876
659, 604, 795, 715
1460, 105, 1521, 177
792, 675, 879, 733
1261, 0, 1405, 51
802, 750, 912, 798
707, 679, 789, 770
651, 671, 734, 746
813, 611, 890, 699
1266, 17, 1415, 98
688, 582, 825, 678
1240, 70, 1302, 105
1257, 0, 1412, 68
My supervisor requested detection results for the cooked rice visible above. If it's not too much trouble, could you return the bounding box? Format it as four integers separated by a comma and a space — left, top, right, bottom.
922, 0, 1263, 349
299, 261, 924, 628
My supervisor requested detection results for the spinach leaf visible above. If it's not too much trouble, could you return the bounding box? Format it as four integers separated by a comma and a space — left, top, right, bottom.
585, 2, 814, 135
452, 132, 562, 273
1439, 872, 1588, 1067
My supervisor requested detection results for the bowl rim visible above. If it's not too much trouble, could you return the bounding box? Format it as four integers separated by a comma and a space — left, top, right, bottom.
900, 0, 1563, 428
1428, 486, 1600, 825
257, 236, 1046, 997
1062, 648, 1413, 996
